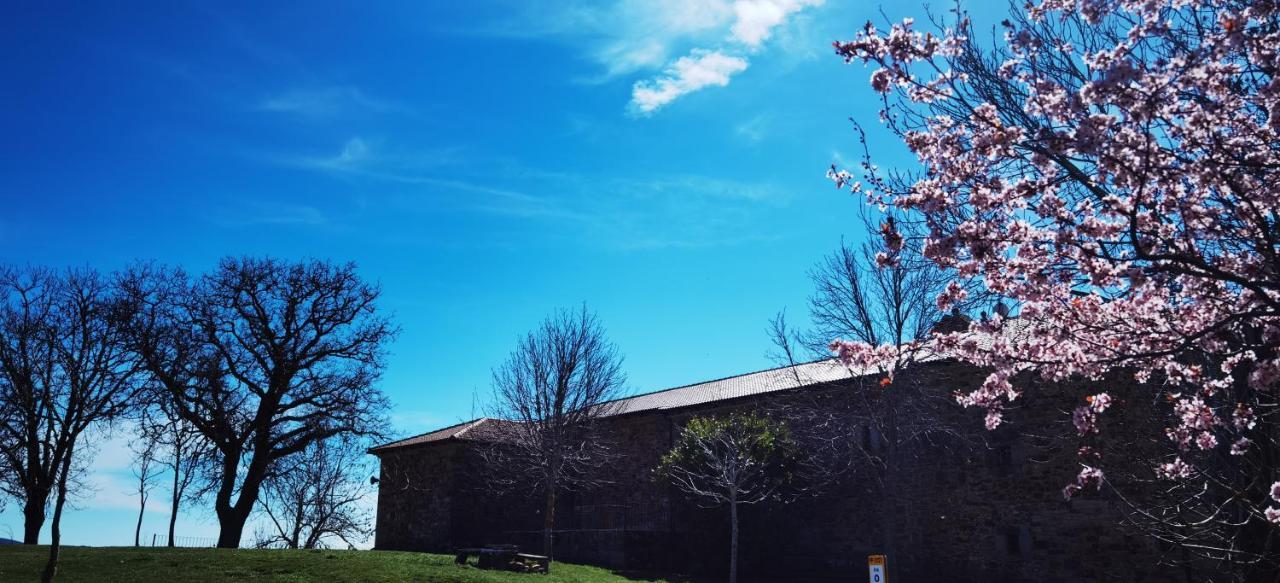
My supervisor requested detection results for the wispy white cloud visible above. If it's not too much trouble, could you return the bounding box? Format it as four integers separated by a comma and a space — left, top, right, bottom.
489, 0, 732, 78
631, 50, 748, 115
27, 422, 377, 547
269, 138, 791, 248
491, 0, 822, 112
258, 86, 408, 117
215, 201, 330, 227
623, 0, 822, 113
485, 164, 794, 248
290, 137, 457, 173
320, 137, 374, 168
734, 114, 769, 143
275, 138, 592, 223
74, 427, 167, 514
730, 0, 821, 48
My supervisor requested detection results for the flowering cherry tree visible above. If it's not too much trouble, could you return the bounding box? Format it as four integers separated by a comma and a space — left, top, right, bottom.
827, 0, 1280, 573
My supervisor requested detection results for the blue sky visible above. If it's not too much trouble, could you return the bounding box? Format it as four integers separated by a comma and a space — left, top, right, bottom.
0, 0, 988, 547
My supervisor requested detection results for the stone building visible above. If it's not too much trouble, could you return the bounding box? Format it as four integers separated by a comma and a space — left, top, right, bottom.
370, 357, 1179, 582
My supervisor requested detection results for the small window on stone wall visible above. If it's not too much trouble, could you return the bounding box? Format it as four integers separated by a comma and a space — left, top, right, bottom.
1003, 525, 1032, 556
861, 425, 884, 453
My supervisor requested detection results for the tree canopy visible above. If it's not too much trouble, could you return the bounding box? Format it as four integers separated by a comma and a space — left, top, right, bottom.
827, 0, 1280, 574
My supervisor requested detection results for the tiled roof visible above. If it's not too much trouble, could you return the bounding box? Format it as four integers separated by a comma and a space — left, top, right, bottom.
369, 317, 1023, 454
371, 420, 483, 451
370, 359, 866, 453
603, 359, 854, 415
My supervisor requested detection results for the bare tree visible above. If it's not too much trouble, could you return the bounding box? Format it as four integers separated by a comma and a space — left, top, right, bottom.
0, 266, 60, 545
138, 399, 214, 547
0, 267, 144, 582
120, 257, 395, 548
129, 434, 161, 547
769, 228, 990, 581
656, 412, 801, 583
254, 435, 373, 550
484, 305, 626, 559
787, 209, 987, 362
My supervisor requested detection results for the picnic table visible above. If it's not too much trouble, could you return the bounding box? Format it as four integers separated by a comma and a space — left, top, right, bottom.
455, 545, 549, 574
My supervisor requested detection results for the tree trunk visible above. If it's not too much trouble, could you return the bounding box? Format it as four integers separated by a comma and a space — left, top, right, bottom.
22, 492, 47, 544
729, 500, 739, 583
213, 447, 265, 549
291, 498, 306, 549
882, 391, 900, 582
167, 468, 180, 547
134, 491, 147, 547
542, 486, 557, 560
41, 442, 75, 583
215, 505, 252, 549
167, 453, 183, 550
879, 443, 898, 582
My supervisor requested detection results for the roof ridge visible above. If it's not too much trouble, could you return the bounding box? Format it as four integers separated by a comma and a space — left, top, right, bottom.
600, 358, 837, 408
370, 417, 482, 450
452, 417, 489, 439
370, 359, 847, 452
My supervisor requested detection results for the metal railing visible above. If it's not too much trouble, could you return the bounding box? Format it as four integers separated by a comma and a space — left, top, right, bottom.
150, 534, 218, 548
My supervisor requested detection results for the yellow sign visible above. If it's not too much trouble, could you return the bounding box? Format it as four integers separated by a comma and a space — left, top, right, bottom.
868, 555, 887, 583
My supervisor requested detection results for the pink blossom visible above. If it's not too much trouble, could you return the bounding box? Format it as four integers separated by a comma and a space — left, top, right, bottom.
1062, 465, 1104, 500
1233, 403, 1257, 431
1088, 392, 1112, 413
1072, 406, 1098, 436
870, 68, 894, 93
1078, 466, 1103, 488
830, 0, 1280, 519
1156, 458, 1194, 480
984, 410, 1003, 431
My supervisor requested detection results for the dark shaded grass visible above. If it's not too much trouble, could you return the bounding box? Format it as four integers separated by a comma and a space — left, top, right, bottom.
0, 546, 663, 582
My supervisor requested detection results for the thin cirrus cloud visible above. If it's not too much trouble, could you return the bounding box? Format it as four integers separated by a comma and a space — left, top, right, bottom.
257, 86, 409, 117
267, 137, 791, 248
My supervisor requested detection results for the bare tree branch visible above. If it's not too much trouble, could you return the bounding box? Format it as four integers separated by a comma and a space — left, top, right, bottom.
481, 305, 626, 559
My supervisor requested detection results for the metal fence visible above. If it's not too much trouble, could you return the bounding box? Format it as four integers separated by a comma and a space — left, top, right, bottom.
150, 534, 218, 548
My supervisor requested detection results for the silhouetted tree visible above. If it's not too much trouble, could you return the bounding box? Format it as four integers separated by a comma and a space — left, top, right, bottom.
769, 225, 989, 580
254, 435, 372, 549
0, 266, 145, 582
120, 257, 395, 548
137, 398, 214, 547
130, 436, 160, 547
0, 266, 60, 545
484, 305, 626, 559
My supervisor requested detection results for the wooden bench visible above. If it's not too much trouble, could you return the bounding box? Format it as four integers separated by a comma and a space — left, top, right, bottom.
454, 546, 549, 574
513, 553, 550, 574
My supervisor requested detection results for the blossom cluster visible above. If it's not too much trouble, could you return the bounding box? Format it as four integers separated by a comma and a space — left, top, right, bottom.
1268, 482, 1280, 524
830, 0, 1280, 522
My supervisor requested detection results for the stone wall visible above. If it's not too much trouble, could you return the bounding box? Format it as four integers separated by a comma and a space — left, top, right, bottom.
374, 360, 1185, 581
374, 441, 461, 551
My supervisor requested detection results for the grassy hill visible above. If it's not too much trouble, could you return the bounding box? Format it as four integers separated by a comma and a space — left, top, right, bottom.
0, 546, 662, 582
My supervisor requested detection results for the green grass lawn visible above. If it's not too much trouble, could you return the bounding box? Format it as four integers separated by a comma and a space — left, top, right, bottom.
0, 545, 664, 582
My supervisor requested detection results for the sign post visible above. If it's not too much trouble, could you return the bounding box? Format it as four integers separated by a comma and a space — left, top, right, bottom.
868, 554, 887, 583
